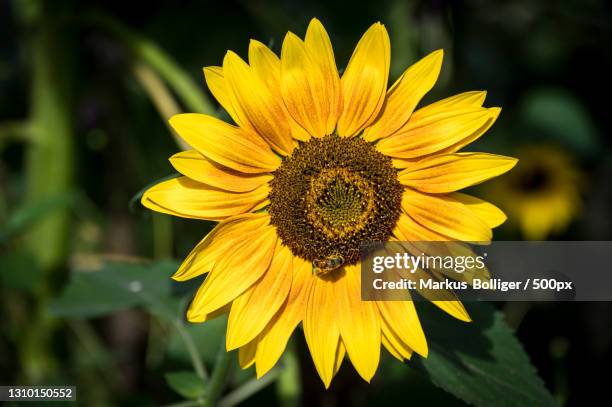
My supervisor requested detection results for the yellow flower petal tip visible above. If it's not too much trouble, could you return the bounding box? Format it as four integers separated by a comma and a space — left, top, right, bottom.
490, 106, 502, 118
170, 273, 185, 282
431, 48, 444, 58
142, 18, 515, 388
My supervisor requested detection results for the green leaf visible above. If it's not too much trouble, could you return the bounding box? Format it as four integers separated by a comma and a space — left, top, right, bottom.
164, 370, 206, 400
49, 260, 179, 318
0, 193, 74, 243
415, 302, 557, 407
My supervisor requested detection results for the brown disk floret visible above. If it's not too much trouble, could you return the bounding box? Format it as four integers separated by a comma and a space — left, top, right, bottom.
268, 135, 403, 271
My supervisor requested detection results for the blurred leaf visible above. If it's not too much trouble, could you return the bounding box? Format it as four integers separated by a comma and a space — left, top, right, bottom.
49, 260, 178, 318
164, 370, 206, 400
415, 302, 557, 407
0, 249, 42, 292
519, 88, 598, 155
0, 193, 74, 243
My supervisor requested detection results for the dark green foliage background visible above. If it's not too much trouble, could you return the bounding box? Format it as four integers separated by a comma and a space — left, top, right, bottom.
1, 0, 611, 406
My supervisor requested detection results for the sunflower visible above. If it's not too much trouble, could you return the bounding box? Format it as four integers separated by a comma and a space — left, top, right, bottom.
484, 145, 581, 240
141, 18, 516, 387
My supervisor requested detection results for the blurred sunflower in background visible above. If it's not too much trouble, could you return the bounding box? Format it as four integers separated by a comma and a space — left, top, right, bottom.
141, 18, 516, 387
484, 145, 582, 240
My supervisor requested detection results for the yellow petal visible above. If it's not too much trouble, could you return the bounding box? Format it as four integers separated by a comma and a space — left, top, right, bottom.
380, 318, 413, 361
169, 113, 280, 173
248, 40, 311, 143
253, 198, 270, 212
238, 339, 258, 369
411, 273, 472, 322
376, 107, 500, 159
398, 153, 517, 193
384, 239, 474, 323
396, 263, 472, 322
196, 305, 229, 323
396, 228, 484, 269
223, 51, 294, 155
172, 213, 271, 281
170, 150, 272, 192
431, 300, 471, 322
288, 117, 313, 142
304, 273, 342, 388
377, 300, 427, 357
333, 340, 346, 378
305, 18, 342, 134
402, 189, 492, 242
381, 334, 404, 361
186, 227, 277, 321
390, 91, 488, 154
390, 236, 490, 285
335, 265, 381, 382
226, 241, 294, 350
203, 66, 238, 120
394, 211, 451, 241
248, 39, 281, 92
337, 23, 390, 137
255, 256, 314, 378
141, 177, 268, 221
413, 90, 487, 115
451, 192, 507, 228
392, 157, 418, 169
281, 32, 330, 138
363, 49, 443, 142
441, 108, 501, 153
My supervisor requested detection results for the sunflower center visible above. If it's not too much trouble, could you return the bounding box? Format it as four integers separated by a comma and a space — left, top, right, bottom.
268, 135, 402, 274
517, 165, 550, 192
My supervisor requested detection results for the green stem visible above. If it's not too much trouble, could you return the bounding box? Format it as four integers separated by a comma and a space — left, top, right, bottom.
131, 291, 208, 381
172, 319, 208, 382
13, 0, 75, 383
204, 340, 233, 407
152, 213, 173, 259
218, 369, 281, 407
145, 318, 165, 370
22, 4, 74, 273
131, 66, 177, 257
276, 342, 301, 407
69, 320, 119, 386
132, 63, 181, 119
83, 12, 215, 115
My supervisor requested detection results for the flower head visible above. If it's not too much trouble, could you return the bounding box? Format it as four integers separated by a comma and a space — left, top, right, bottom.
142, 18, 516, 387
485, 145, 581, 240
